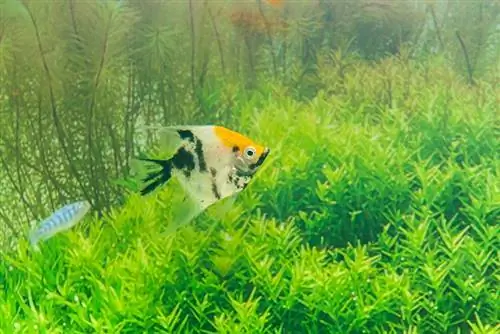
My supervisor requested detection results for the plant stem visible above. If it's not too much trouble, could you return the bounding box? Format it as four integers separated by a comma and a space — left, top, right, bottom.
455, 30, 475, 86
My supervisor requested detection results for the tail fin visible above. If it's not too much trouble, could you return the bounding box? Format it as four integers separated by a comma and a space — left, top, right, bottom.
136, 158, 173, 196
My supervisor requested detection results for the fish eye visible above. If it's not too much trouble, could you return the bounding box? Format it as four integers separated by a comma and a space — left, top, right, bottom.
244, 146, 256, 159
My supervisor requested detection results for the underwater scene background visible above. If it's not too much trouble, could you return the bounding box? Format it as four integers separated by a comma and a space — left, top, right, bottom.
0, 0, 499, 332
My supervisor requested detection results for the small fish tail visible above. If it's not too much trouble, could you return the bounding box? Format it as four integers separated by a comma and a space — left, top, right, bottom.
28, 223, 56, 250
137, 157, 173, 196
28, 231, 41, 250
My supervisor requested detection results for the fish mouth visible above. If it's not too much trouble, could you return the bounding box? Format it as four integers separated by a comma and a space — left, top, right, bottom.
249, 147, 270, 171
234, 147, 270, 177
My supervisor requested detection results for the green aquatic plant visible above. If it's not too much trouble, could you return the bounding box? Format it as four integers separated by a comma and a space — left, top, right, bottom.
1, 0, 498, 332
1, 70, 498, 332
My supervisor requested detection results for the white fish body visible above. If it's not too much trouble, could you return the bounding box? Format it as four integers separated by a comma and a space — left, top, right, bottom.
29, 200, 91, 250
135, 125, 270, 232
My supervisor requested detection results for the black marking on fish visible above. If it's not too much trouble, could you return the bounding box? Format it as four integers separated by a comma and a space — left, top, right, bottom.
232, 146, 240, 152
228, 171, 248, 190
176, 129, 207, 173
210, 167, 217, 177
241, 180, 250, 190
211, 181, 221, 200
138, 158, 173, 196
194, 138, 207, 172
172, 147, 196, 177
177, 129, 195, 143
240, 177, 251, 190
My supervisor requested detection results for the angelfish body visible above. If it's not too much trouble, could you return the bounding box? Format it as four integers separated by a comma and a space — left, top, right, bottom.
29, 200, 91, 250
136, 125, 270, 226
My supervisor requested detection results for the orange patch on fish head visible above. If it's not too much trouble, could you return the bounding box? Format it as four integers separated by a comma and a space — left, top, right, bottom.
213, 126, 267, 161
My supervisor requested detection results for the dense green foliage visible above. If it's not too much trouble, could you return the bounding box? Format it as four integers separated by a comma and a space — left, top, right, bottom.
1, 0, 499, 333
2, 64, 499, 332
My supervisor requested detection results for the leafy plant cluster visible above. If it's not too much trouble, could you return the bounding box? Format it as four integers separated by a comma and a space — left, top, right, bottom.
0, 0, 499, 332
1, 62, 499, 332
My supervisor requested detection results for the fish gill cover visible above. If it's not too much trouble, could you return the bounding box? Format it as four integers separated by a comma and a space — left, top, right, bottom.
0, 0, 499, 333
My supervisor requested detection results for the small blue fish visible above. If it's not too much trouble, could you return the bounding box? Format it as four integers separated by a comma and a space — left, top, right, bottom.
29, 201, 91, 250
